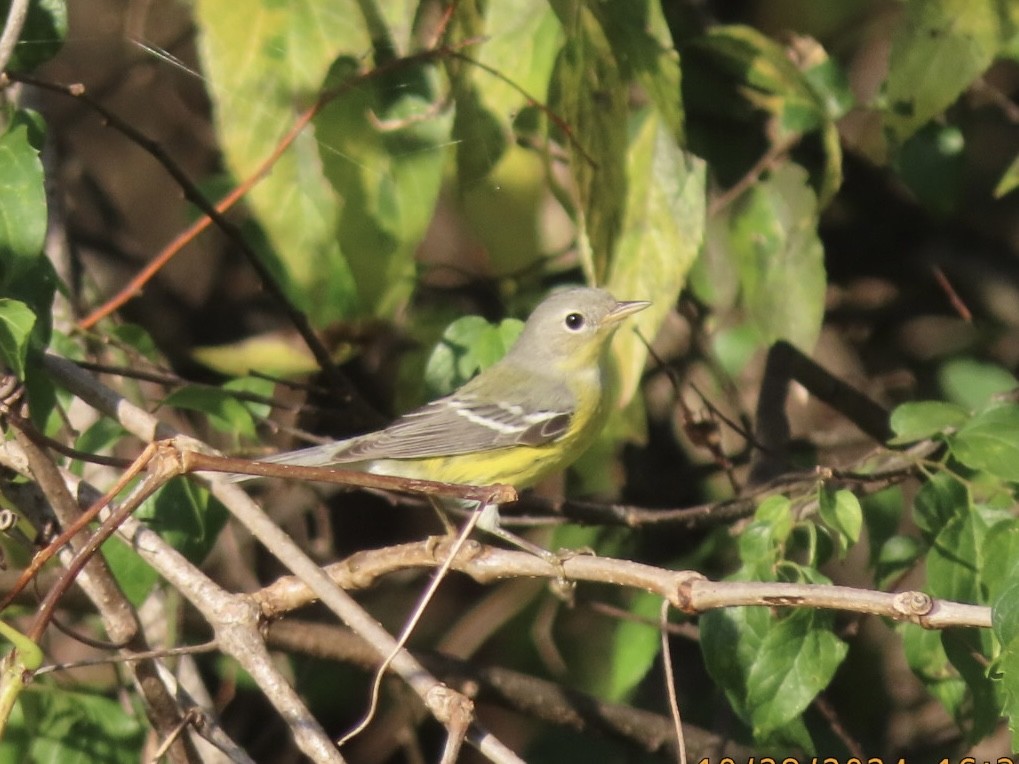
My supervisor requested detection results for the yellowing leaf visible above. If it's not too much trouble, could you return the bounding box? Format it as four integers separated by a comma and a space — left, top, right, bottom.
607, 112, 706, 406
193, 1, 367, 324
192, 332, 354, 378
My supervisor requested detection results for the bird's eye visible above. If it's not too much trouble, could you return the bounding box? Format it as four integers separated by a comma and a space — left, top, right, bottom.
564, 312, 585, 331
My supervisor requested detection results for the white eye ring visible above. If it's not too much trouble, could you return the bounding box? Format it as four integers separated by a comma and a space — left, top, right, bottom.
564, 312, 585, 331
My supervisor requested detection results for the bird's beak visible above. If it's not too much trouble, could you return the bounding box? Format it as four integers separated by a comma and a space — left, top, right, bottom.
604, 300, 651, 324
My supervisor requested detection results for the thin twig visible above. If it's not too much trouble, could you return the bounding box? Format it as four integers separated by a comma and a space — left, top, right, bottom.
267, 618, 757, 760
931, 264, 973, 322
0, 0, 29, 73
708, 132, 801, 217
9, 71, 361, 413
0, 442, 322, 763
338, 507, 483, 750
660, 599, 685, 764
0, 443, 157, 615
36, 640, 220, 676
41, 353, 516, 762
184, 450, 515, 505
447, 50, 596, 167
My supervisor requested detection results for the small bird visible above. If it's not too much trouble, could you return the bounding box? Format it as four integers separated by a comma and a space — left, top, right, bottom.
254, 287, 649, 551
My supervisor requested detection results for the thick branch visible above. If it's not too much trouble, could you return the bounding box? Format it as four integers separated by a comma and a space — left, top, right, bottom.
254, 538, 991, 630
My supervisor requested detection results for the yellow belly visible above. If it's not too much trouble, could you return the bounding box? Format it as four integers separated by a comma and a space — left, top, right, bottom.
368, 391, 608, 489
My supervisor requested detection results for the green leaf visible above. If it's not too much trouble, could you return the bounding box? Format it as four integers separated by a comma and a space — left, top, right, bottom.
316, 59, 449, 317
942, 629, 1001, 743
589, 0, 685, 143
708, 323, 760, 379
738, 495, 793, 569
106, 323, 159, 361
192, 332, 323, 378
744, 609, 848, 737
457, 144, 550, 277
193, 0, 368, 324
446, 1, 561, 277
73, 418, 128, 474
999, 635, 1019, 751
160, 385, 258, 439
1, 0, 67, 71
817, 487, 862, 555
725, 162, 826, 353
913, 471, 969, 537
24, 351, 57, 433
952, 403, 1019, 481
682, 26, 848, 206
223, 376, 276, 421
101, 536, 159, 606
902, 624, 967, 719
687, 26, 826, 134
889, 400, 970, 443
993, 580, 1019, 646
606, 111, 705, 405
927, 515, 981, 604
604, 590, 663, 702
424, 315, 524, 398
939, 357, 1018, 410
994, 150, 1019, 198
458, 0, 561, 117
0, 686, 146, 764
700, 602, 774, 723
135, 479, 228, 564
894, 123, 966, 216
446, 0, 560, 190
450, 81, 508, 190
0, 299, 35, 379
862, 486, 903, 565
0, 113, 47, 282
883, 0, 1016, 147
548, 2, 628, 283
983, 520, 1019, 604
0, 620, 41, 671
874, 534, 924, 590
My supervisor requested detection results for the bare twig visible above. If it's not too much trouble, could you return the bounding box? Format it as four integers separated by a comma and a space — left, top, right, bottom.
266, 618, 758, 760
660, 599, 685, 764
9, 70, 368, 419
184, 450, 515, 505
0, 0, 28, 73
931, 264, 973, 322
708, 131, 801, 217
338, 506, 484, 750
9, 426, 199, 764
751, 340, 893, 483
0, 445, 272, 762
40, 353, 517, 762
0, 442, 158, 614
255, 538, 992, 630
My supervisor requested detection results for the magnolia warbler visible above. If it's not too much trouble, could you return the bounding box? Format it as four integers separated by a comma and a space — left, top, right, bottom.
255, 287, 649, 551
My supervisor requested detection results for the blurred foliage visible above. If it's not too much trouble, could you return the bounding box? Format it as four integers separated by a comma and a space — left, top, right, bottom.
3, 0, 1019, 759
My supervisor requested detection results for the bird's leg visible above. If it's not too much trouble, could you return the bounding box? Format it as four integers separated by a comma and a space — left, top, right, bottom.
474, 504, 573, 591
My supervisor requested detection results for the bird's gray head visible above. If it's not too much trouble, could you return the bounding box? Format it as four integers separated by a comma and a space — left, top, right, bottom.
504, 287, 650, 370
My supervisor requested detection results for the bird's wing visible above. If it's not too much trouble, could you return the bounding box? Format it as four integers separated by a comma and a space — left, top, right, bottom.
330, 379, 575, 462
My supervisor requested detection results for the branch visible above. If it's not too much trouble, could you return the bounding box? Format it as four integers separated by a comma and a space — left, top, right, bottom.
254, 538, 991, 630
40, 353, 517, 762
266, 619, 760, 761
0, 444, 257, 763
0, 0, 28, 73
8, 71, 367, 420
8, 423, 199, 764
